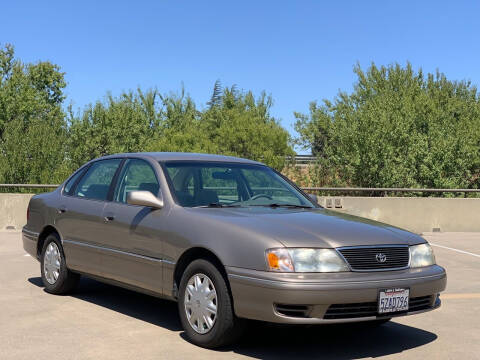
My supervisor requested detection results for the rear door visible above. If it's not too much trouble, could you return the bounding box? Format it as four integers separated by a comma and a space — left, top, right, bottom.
100, 158, 166, 293
57, 159, 122, 276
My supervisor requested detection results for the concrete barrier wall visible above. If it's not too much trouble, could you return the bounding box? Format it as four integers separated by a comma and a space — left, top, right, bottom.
0, 194, 478, 234
318, 196, 480, 233
0, 194, 34, 231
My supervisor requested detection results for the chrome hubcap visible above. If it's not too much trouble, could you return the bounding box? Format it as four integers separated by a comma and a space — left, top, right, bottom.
43, 242, 61, 285
184, 273, 217, 334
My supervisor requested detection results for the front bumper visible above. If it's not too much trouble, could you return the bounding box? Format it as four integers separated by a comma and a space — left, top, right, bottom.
227, 265, 446, 324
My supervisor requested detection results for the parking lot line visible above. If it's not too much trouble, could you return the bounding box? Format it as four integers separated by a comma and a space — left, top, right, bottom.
429, 243, 480, 258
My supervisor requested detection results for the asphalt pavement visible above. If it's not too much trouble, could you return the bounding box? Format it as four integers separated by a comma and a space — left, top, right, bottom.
1, 231, 479, 359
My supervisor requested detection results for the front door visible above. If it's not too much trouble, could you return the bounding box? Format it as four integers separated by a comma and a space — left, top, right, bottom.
100, 158, 166, 294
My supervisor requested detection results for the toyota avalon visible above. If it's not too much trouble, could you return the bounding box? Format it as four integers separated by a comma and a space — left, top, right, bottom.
22, 152, 446, 348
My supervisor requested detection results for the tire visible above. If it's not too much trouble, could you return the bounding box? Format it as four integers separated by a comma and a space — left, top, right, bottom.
178, 259, 246, 348
40, 233, 80, 294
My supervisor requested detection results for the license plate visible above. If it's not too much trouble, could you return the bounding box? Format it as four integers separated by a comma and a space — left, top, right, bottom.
378, 288, 409, 314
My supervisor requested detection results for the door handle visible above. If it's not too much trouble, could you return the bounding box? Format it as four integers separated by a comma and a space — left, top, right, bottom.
104, 216, 115, 222
57, 207, 67, 214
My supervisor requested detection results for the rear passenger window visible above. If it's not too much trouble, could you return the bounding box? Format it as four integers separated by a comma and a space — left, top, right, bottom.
63, 168, 85, 195
73, 159, 122, 201
114, 159, 159, 203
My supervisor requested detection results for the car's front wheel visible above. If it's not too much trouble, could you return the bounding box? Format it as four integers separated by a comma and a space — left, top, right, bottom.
178, 259, 246, 348
40, 233, 80, 294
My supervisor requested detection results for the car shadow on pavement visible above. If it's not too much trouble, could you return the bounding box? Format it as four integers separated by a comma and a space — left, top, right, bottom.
28, 276, 437, 359
224, 320, 438, 359
28, 276, 182, 332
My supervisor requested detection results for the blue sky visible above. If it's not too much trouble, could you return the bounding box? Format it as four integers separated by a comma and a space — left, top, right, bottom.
2, 1, 479, 153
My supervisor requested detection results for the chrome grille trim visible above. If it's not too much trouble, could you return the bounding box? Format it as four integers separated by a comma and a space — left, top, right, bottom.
336, 244, 410, 272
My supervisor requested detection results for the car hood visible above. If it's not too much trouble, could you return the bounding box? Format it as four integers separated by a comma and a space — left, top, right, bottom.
185, 207, 425, 248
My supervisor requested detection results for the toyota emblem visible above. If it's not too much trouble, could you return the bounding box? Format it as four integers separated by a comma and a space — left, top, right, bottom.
376, 253, 387, 263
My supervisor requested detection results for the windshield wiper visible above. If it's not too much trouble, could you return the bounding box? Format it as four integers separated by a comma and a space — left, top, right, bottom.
252, 203, 314, 209
195, 203, 242, 208
196, 203, 313, 209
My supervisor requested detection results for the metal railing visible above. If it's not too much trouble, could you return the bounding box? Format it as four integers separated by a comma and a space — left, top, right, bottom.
0, 184, 59, 189
1, 184, 479, 194
286, 155, 317, 164
302, 187, 480, 193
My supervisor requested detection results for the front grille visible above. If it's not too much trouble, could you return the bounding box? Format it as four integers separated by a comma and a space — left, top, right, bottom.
338, 246, 409, 271
324, 295, 433, 319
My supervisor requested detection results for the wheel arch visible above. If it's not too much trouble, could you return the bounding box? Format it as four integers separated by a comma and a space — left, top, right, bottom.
173, 247, 232, 300
37, 225, 61, 257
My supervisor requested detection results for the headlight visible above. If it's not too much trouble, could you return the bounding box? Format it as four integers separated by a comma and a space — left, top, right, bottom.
266, 248, 349, 272
410, 243, 436, 268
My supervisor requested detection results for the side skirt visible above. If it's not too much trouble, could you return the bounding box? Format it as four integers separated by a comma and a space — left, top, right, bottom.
72, 270, 178, 302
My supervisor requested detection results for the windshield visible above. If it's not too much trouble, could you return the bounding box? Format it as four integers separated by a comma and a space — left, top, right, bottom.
162, 161, 316, 208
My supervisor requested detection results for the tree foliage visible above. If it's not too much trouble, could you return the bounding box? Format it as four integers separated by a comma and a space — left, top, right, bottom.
4, 43, 479, 191
199, 86, 293, 169
0, 44, 293, 185
69, 84, 293, 171
0, 44, 69, 184
295, 63, 480, 189
67, 89, 162, 168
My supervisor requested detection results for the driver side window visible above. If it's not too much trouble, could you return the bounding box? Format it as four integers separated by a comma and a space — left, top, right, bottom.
114, 159, 159, 204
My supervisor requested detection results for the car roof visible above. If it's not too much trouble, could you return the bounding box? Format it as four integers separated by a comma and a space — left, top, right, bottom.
97, 152, 264, 165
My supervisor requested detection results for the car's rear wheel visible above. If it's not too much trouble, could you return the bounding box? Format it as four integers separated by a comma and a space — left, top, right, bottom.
40, 233, 80, 294
178, 259, 246, 348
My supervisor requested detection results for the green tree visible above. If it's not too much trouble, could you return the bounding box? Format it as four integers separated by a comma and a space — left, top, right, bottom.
67, 89, 162, 169
0, 43, 294, 183
295, 63, 480, 189
144, 88, 214, 154
0, 44, 69, 184
71, 84, 294, 171
200, 85, 294, 169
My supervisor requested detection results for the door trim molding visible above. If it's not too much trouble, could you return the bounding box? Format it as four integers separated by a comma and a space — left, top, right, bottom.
62, 239, 175, 265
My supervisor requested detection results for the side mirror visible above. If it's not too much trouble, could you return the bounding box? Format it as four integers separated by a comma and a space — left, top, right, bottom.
127, 191, 164, 209
307, 193, 318, 204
